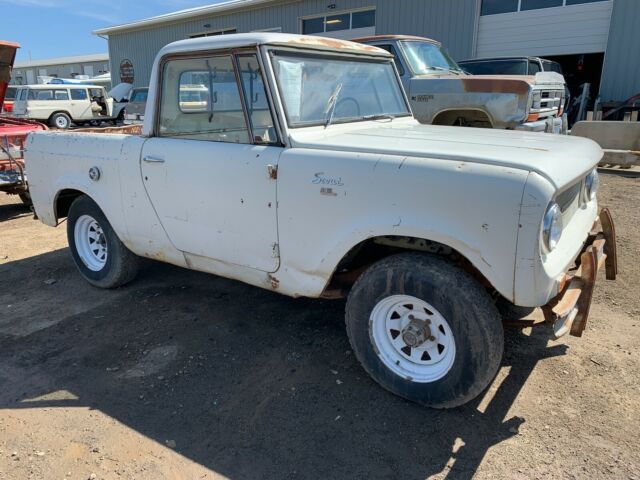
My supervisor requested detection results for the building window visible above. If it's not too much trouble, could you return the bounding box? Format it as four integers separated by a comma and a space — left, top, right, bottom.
189, 28, 237, 38
301, 9, 375, 35
302, 17, 324, 34
520, 0, 563, 10
481, 0, 518, 15
481, 0, 608, 15
566, 0, 607, 4
325, 13, 350, 32
351, 10, 376, 29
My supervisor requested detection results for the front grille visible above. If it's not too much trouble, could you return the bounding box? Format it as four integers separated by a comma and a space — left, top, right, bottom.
531, 89, 563, 116
557, 180, 582, 224
557, 182, 581, 212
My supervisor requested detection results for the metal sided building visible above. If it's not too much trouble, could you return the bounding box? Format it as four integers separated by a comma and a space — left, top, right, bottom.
95, 0, 639, 103
11, 53, 110, 85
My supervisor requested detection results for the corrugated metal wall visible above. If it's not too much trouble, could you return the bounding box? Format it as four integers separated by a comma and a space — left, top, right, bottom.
599, 0, 640, 102
107, 0, 478, 87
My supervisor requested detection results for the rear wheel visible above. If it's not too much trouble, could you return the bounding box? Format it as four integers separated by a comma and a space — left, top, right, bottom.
345, 252, 504, 408
67, 195, 139, 288
49, 112, 71, 129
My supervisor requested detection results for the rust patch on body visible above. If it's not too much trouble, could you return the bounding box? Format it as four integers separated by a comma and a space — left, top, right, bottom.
461, 78, 531, 95
282, 37, 386, 55
268, 274, 279, 290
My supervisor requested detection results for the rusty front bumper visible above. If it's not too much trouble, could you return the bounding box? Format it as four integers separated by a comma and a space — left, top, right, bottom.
542, 208, 618, 339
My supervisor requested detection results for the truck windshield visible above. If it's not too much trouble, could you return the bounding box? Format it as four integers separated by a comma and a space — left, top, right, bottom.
400, 41, 463, 75
271, 53, 410, 128
460, 60, 528, 76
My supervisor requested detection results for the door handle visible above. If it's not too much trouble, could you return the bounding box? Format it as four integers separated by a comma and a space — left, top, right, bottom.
143, 155, 165, 163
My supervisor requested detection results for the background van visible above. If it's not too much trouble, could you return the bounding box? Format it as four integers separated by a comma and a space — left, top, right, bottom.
12, 84, 115, 129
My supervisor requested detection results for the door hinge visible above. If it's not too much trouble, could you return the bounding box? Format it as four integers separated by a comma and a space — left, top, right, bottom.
272, 242, 280, 258
267, 164, 278, 180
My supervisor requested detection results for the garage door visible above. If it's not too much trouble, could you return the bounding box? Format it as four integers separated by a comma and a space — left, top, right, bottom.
476, 0, 613, 57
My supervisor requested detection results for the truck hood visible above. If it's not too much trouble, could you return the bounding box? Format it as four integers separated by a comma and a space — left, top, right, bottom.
288, 118, 601, 189
0, 41, 19, 111
414, 71, 565, 91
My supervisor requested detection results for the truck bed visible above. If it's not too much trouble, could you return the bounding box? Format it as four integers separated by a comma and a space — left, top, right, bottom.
71, 124, 143, 135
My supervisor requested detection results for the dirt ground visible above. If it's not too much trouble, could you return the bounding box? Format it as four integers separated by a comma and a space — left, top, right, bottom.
0, 172, 639, 480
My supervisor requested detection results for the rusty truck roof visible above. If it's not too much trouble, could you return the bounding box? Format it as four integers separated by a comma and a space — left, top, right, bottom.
159, 33, 391, 58
351, 35, 441, 46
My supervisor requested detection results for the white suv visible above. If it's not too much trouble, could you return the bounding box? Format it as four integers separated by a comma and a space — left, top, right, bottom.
12, 84, 115, 129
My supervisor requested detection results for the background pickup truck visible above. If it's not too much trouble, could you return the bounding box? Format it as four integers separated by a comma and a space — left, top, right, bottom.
354, 35, 567, 134
26, 33, 615, 409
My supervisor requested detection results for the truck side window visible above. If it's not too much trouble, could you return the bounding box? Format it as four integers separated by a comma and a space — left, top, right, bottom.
236, 54, 278, 144
71, 89, 88, 100
528, 60, 542, 75
376, 44, 405, 76
159, 55, 250, 144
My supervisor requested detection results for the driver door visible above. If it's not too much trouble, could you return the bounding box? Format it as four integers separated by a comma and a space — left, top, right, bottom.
141, 52, 281, 273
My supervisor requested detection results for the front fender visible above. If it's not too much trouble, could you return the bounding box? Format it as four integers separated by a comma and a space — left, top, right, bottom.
276, 148, 529, 300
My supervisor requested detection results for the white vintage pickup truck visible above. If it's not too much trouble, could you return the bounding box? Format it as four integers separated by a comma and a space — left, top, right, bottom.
25, 33, 617, 408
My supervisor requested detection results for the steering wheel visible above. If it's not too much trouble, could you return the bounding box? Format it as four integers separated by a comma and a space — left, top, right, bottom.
335, 97, 361, 118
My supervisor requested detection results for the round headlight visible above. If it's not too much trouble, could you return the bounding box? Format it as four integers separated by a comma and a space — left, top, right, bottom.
585, 168, 599, 202
542, 202, 563, 252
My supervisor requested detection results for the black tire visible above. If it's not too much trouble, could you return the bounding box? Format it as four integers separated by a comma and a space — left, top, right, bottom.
49, 112, 72, 130
345, 252, 504, 409
495, 296, 536, 321
18, 192, 31, 206
67, 195, 139, 288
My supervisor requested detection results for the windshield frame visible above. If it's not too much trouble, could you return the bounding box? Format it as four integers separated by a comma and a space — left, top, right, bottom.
397, 40, 464, 76
267, 48, 412, 129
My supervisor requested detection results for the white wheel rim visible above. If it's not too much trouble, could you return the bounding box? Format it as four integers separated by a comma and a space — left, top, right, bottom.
74, 214, 108, 271
370, 294, 456, 383
55, 116, 68, 128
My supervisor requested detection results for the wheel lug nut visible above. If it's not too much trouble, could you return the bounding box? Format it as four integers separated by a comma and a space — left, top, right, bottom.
429, 336, 435, 341
408, 314, 414, 320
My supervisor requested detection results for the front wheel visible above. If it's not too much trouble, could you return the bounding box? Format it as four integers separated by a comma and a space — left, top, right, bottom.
67, 195, 139, 288
345, 253, 504, 408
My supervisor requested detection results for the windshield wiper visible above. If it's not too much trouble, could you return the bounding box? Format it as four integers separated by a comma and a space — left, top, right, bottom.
361, 114, 396, 121
424, 65, 462, 75
323, 83, 343, 129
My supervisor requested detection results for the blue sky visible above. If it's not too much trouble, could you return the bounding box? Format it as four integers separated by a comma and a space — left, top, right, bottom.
2, 0, 226, 61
